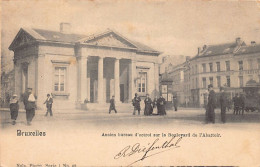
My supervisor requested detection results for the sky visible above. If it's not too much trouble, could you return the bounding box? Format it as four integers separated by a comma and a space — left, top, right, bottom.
1, 0, 260, 72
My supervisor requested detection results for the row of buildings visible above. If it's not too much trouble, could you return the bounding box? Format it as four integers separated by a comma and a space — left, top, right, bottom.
161, 38, 260, 107
1, 23, 260, 109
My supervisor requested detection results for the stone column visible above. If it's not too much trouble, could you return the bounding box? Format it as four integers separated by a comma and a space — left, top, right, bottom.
98, 56, 104, 103
80, 56, 88, 102
130, 59, 137, 100
114, 58, 120, 103
154, 62, 159, 97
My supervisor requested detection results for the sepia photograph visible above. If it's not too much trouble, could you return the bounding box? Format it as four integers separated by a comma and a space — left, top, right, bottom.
1, 0, 260, 166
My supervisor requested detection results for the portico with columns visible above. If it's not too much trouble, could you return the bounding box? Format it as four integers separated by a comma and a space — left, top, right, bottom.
9, 25, 160, 110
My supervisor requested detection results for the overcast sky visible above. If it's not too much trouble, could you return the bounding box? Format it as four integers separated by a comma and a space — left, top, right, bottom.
1, 0, 260, 72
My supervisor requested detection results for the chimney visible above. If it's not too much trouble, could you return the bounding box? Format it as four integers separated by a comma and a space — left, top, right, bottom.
202, 45, 207, 51
236, 37, 241, 45
60, 22, 71, 34
251, 41, 256, 46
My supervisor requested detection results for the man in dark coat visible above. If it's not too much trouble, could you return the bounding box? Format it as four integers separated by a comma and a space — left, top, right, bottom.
219, 87, 227, 123
157, 95, 166, 115
239, 93, 245, 115
109, 95, 117, 114
10, 94, 19, 125
23, 88, 36, 126
144, 94, 153, 116
172, 95, 178, 111
207, 84, 216, 123
132, 93, 141, 115
233, 93, 239, 115
44, 94, 53, 116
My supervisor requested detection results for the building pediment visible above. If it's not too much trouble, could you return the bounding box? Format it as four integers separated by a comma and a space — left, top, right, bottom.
9, 29, 37, 50
80, 30, 137, 49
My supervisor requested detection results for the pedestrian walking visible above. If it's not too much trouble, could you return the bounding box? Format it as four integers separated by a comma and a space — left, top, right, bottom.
157, 95, 166, 115
172, 95, 178, 111
233, 93, 240, 115
206, 84, 216, 123
9, 94, 19, 125
132, 93, 141, 115
219, 87, 227, 123
109, 96, 117, 114
23, 88, 36, 126
144, 94, 153, 116
44, 94, 53, 116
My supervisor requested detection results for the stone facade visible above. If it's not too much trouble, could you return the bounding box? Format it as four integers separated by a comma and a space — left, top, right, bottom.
9, 25, 160, 110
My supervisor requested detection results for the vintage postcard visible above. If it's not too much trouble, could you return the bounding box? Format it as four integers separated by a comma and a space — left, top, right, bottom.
1, 0, 260, 166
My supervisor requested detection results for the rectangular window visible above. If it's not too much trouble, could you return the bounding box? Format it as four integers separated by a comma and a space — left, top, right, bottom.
195, 65, 197, 74
209, 77, 213, 86
248, 59, 253, 70
202, 63, 206, 73
239, 76, 243, 87
238, 61, 243, 71
216, 62, 220, 72
226, 61, 230, 71
209, 63, 213, 72
195, 78, 198, 89
202, 77, 206, 88
137, 72, 147, 93
226, 76, 230, 87
217, 76, 221, 88
54, 67, 66, 92
258, 59, 260, 69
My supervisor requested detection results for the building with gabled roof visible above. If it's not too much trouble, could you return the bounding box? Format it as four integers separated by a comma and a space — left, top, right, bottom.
9, 23, 161, 110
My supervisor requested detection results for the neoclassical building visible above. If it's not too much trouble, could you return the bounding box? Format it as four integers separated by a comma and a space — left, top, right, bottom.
9, 23, 160, 109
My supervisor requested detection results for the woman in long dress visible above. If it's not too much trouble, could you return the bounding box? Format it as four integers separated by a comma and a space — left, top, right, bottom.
144, 94, 153, 116
157, 95, 166, 115
153, 96, 158, 115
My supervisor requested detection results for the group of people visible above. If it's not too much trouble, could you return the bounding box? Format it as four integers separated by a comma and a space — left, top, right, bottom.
109, 93, 167, 116
232, 93, 245, 115
9, 88, 53, 126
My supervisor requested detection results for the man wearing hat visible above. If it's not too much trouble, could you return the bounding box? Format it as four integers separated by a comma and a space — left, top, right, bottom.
207, 84, 216, 123
9, 94, 19, 125
219, 87, 227, 123
132, 93, 141, 115
44, 94, 53, 116
23, 88, 36, 125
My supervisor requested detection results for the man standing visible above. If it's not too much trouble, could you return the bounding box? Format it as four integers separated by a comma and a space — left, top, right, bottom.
109, 95, 117, 114
219, 87, 227, 123
44, 94, 53, 116
207, 84, 216, 123
157, 95, 166, 115
132, 93, 141, 115
233, 93, 239, 115
23, 88, 36, 126
172, 95, 178, 111
9, 94, 19, 125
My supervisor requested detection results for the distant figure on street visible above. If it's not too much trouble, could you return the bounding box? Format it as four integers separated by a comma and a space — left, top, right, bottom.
157, 95, 166, 115
44, 94, 53, 116
239, 93, 245, 115
219, 87, 227, 123
233, 93, 240, 115
109, 95, 117, 114
144, 94, 153, 116
153, 96, 158, 115
132, 93, 141, 115
172, 95, 178, 111
206, 84, 216, 123
9, 94, 19, 125
23, 88, 36, 126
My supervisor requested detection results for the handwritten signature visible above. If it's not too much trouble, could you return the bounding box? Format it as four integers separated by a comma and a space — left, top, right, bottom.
114, 136, 183, 166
